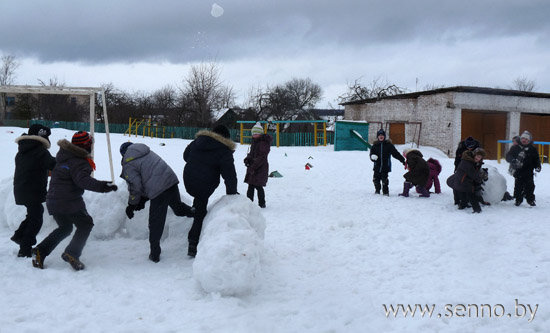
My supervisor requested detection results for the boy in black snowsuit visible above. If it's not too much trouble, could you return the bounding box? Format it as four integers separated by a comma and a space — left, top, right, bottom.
506, 131, 541, 206
32, 131, 118, 270
369, 129, 406, 196
12, 124, 56, 257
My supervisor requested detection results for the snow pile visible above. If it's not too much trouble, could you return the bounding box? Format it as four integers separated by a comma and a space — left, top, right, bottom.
193, 195, 266, 296
482, 165, 507, 204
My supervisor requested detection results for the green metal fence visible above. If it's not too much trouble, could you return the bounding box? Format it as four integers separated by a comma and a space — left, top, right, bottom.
3, 120, 335, 147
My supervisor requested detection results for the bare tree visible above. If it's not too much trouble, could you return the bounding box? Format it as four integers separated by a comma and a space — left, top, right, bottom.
246, 78, 323, 121
0, 55, 20, 122
181, 61, 233, 127
512, 77, 536, 92
337, 76, 407, 103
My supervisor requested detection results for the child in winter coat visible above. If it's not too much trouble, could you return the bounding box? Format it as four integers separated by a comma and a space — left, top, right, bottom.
446, 148, 487, 213
183, 125, 238, 257
416, 157, 442, 194
453, 136, 481, 205
32, 131, 118, 270
399, 149, 430, 198
12, 124, 56, 258
369, 129, 406, 196
120, 142, 195, 263
244, 123, 272, 208
506, 130, 541, 206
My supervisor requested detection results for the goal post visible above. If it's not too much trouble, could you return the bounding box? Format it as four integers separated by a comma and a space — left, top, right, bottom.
0, 84, 115, 183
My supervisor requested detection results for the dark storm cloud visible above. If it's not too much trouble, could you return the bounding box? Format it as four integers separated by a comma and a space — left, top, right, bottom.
2, 0, 549, 64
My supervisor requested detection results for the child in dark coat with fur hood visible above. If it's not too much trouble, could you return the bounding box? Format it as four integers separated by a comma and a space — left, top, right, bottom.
446, 148, 487, 213
32, 131, 118, 270
12, 124, 56, 258
399, 149, 430, 198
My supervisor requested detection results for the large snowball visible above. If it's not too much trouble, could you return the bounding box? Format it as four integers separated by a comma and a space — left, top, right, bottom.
211, 3, 224, 18
193, 195, 266, 296
481, 165, 507, 204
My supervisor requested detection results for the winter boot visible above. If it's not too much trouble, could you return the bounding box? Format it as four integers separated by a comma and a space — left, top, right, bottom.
61, 252, 85, 271
398, 182, 412, 197
382, 184, 389, 196
417, 186, 430, 198
149, 243, 161, 263
18, 247, 32, 258
471, 197, 482, 213
10, 233, 22, 245
188, 240, 198, 258
32, 247, 45, 269
374, 184, 381, 195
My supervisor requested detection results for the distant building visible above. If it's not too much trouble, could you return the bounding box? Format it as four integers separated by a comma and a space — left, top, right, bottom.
341, 86, 550, 159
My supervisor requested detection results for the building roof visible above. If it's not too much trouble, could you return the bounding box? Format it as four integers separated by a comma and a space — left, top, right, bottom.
340, 86, 550, 105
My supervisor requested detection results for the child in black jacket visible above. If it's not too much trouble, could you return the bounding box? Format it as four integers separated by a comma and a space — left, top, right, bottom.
506, 131, 541, 206
12, 125, 56, 257
369, 129, 406, 196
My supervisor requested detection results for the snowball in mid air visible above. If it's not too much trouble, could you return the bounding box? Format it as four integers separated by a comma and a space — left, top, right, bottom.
211, 3, 224, 18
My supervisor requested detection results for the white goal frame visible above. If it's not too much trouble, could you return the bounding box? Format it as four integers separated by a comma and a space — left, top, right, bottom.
0, 85, 115, 182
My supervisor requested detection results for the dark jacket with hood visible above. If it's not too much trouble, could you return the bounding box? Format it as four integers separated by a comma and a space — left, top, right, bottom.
244, 134, 272, 187
403, 149, 430, 186
120, 143, 179, 205
14, 134, 56, 205
183, 130, 238, 199
46, 140, 110, 215
369, 139, 405, 173
454, 137, 481, 171
447, 150, 483, 193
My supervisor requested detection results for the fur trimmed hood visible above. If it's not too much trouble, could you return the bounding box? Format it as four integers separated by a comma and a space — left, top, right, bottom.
372, 138, 393, 145
15, 134, 51, 149
195, 130, 236, 151
57, 139, 91, 159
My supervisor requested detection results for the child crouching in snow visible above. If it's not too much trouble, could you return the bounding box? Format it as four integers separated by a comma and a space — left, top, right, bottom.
399, 149, 430, 198
417, 157, 442, 194
446, 148, 487, 213
32, 131, 118, 271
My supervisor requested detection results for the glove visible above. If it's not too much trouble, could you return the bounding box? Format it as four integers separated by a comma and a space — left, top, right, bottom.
370, 155, 378, 161
511, 159, 521, 169
479, 168, 489, 182
101, 182, 118, 193
125, 205, 136, 219
135, 197, 149, 211
244, 157, 253, 167
535, 166, 541, 173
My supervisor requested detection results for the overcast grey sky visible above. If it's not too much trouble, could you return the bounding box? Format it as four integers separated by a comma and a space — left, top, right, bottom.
2, 0, 550, 107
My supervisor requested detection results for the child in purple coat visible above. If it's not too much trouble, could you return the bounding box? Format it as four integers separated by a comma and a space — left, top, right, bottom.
425, 158, 442, 194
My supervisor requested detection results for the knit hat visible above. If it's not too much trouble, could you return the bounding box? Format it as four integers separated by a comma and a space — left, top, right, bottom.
520, 131, 532, 143
28, 124, 51, 142
72, 131, 93, 152
212, 124, 231, 139
376, 129, 386, 138
251, 123, 263, 136
120, 142, 133, 156
473, 147, 486, 158
464, 136, 477, 149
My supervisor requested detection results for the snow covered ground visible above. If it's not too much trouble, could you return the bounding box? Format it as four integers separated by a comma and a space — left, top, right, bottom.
1, 126, 549, 332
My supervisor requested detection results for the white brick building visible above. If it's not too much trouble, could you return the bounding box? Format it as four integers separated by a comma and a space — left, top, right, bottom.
342, 86, 550, 159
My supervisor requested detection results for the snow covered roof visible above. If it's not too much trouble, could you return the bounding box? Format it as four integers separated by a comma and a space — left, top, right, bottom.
341, 86, 550, 105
